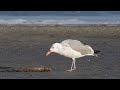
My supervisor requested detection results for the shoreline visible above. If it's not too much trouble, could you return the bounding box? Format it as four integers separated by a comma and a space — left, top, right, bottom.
0, 24, 120, 26
0, 25, 120, 38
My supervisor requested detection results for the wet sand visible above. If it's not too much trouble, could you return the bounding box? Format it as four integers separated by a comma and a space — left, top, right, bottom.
0, 26, 120, 79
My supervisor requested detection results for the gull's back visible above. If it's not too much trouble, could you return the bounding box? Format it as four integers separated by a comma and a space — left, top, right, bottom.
61, 39, 93, 55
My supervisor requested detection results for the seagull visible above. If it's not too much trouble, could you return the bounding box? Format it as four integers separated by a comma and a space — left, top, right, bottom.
46, 39, 100, 72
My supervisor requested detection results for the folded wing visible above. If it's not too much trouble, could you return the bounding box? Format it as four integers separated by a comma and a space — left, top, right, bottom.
61, 39, 92, 55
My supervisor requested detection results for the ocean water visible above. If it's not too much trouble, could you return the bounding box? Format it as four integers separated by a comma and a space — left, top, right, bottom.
0, 11, 120, 26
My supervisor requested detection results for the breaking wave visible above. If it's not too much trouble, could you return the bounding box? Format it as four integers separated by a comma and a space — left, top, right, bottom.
0, 18, 120, 26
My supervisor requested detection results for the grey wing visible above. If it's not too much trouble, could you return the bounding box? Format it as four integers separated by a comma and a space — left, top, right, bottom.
61, 39, 84, 46
61, 39, 91, 55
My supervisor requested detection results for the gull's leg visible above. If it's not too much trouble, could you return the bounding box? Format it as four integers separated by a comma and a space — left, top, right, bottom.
73, 58, 76, 70
66, 59, 74, 72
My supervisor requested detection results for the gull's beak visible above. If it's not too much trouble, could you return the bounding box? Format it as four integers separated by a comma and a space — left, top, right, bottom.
46, 50, 52, 56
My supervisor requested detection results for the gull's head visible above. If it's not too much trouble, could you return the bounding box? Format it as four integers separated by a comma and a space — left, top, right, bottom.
46, 43, 62, 56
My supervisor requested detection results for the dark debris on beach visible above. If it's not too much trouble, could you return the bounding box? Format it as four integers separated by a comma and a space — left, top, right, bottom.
0, 67, 51, 72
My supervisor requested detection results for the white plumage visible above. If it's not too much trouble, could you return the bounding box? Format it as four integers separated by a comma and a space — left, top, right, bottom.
46, 39, 99, 72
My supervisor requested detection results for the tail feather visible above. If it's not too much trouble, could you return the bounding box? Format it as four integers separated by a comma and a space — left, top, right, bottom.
94, 50, 100, 54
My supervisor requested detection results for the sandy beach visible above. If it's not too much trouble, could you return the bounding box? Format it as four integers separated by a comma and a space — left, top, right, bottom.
0, 26, 120, 79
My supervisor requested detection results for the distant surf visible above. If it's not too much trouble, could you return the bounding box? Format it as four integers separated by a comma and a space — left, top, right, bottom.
0, 11, 120, 26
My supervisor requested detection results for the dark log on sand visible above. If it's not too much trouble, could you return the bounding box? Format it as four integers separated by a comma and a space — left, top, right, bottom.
0, 67, 51, 72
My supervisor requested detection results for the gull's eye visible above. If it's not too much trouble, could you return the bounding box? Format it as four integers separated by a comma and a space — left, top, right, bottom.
51, 46, 54, 49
